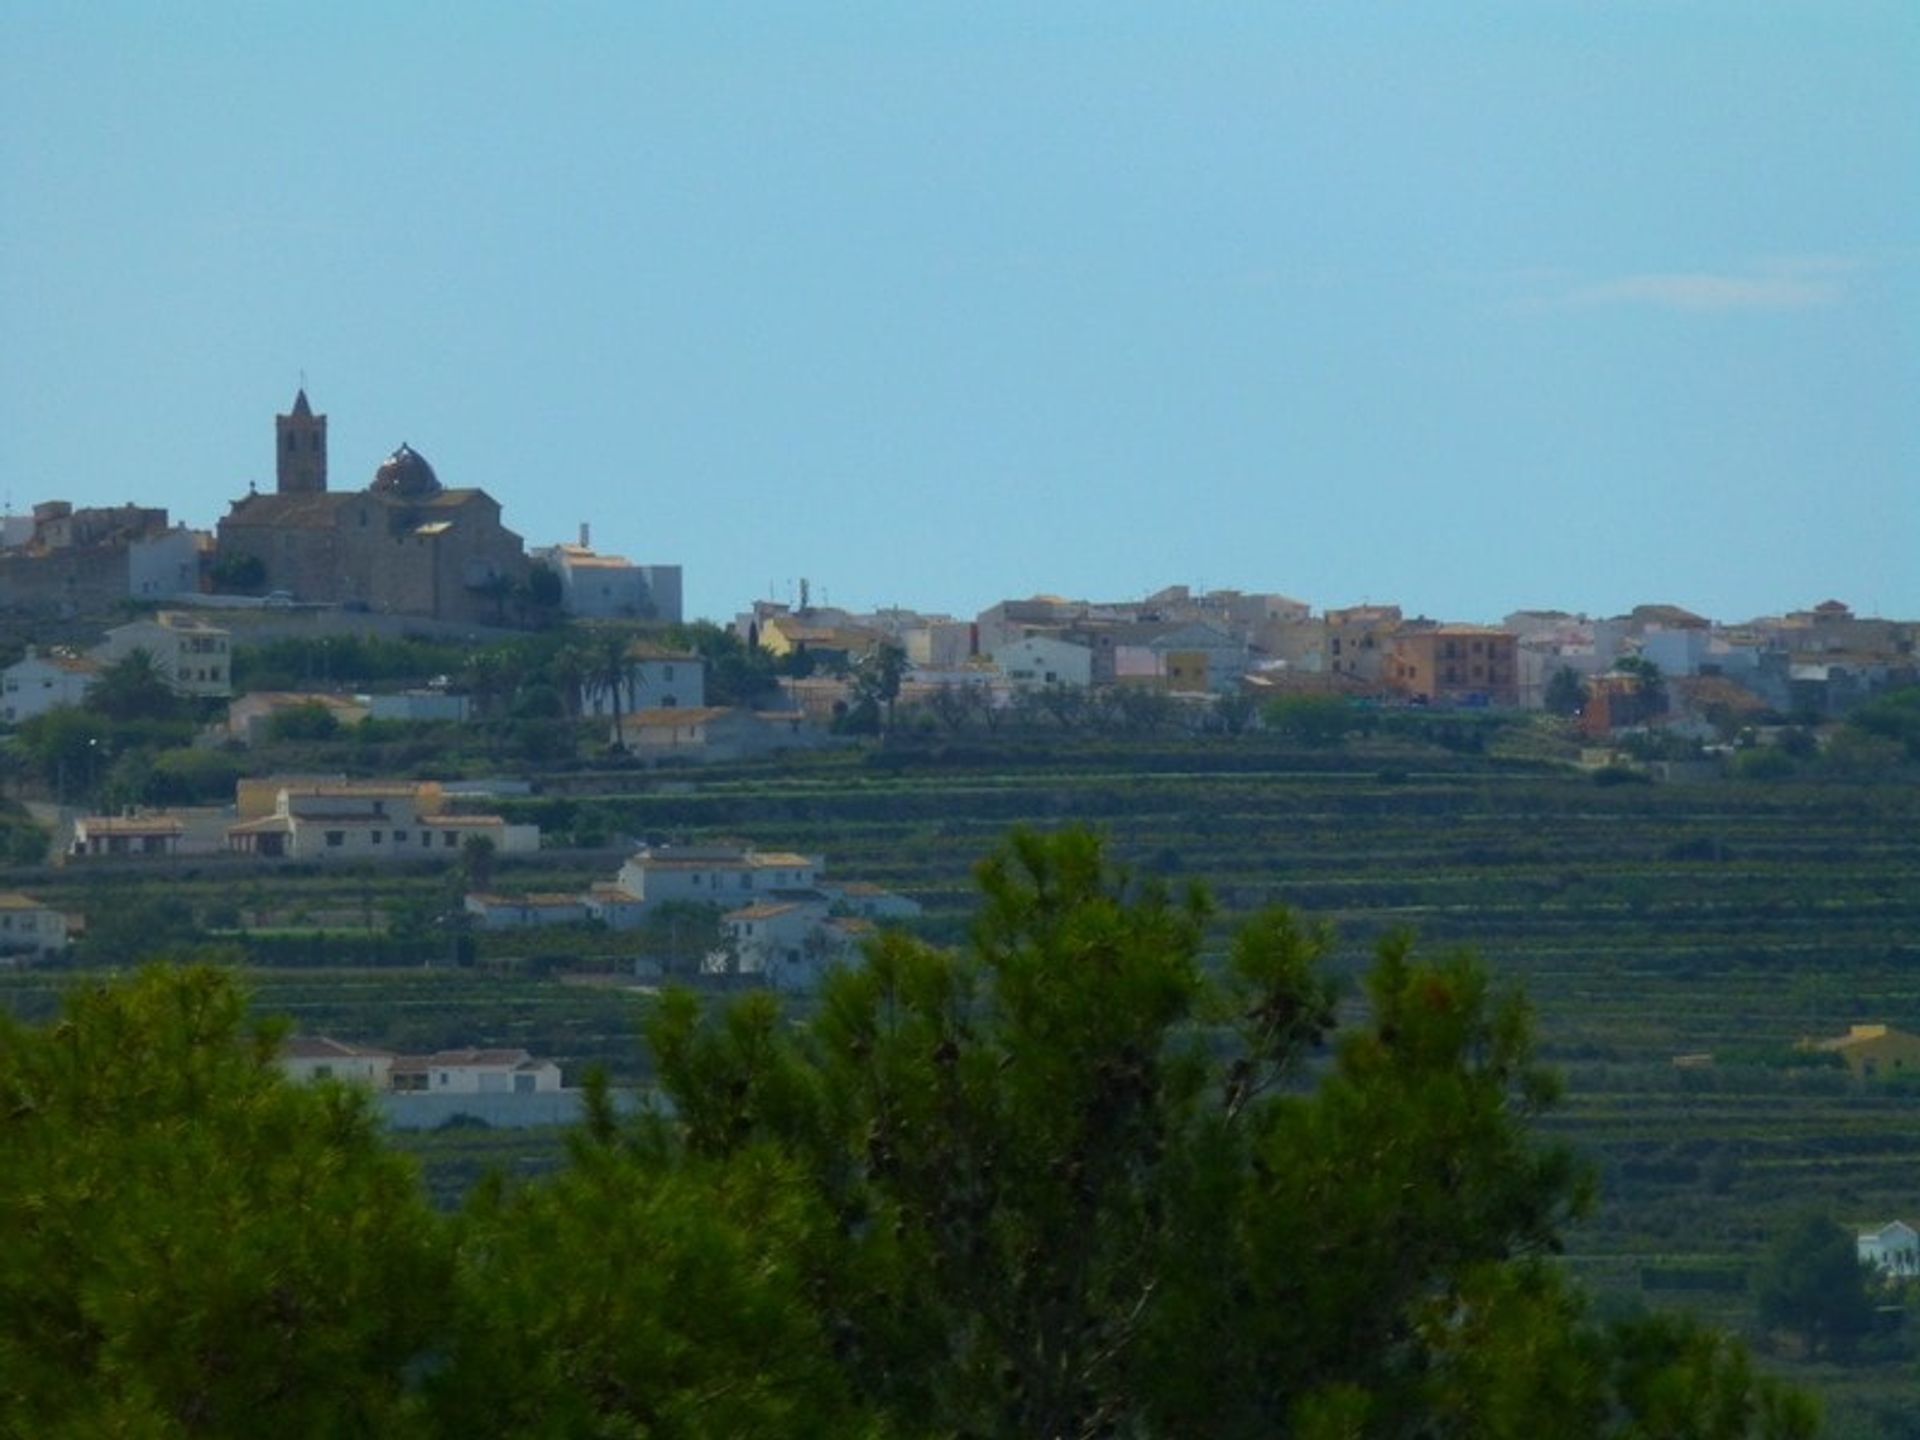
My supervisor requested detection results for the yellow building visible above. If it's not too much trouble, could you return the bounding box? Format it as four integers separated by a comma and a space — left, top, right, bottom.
1384, 626, 1519, 708
1805, 1024, 1920, 1080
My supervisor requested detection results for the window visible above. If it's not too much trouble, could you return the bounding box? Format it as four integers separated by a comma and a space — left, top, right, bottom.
443, 832, 457, 848
394, 831, 406, 844
420, 832, 430, 847
326, 831, 344, 847
371, 830, 382, 844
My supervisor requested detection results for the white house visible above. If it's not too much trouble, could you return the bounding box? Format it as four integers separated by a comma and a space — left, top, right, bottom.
0, 893, 70, 959
1858, 1221, 1920, 1277
992, 635, 1094, 691
400, 1049, 563, 1096
615, 845, 821, 907
71, 814, 185, 858
127, 525, 204, 601
579, 644, 707, 717
818, 880, 924, 921
535, 542, 685, 623
719, 897, 874, 993
95, 611, 232, 698
280, 1036, 396, 1089
1, 648, 102, 725
226, 781, 538, 862
464, 892, 592, 931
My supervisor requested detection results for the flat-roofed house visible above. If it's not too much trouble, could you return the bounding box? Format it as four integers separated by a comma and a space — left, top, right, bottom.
413, 1049, 563, 1095
1803, 1024, 1920, 1081
280, 1036, 395, 1089
1859, 1221, 1920, 1276
95, 611, 232, 698
0, 893, 70, 958
463, 892, 592, 930
1, 647, 102, 724
71, 814, 185, 858
614, 845, 821, 907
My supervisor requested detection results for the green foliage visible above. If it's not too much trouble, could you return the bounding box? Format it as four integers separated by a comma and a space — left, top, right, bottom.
76, 891, 201, 965
1546, 664, 1587, 717
1734, 747, 1799, 781
0, 966, 449, 1436
86, 650, 192, 725
1263, 693, 1357, 747
434, 1139, 874, 1437
141, 746, 246, 805
0, 830, 1827, 1437
623, 827, 1806, 1438
14, 705, 111, 797
209, 551, 266, 593
1753, 1211, 1876, 1360
235, 633, 474, 692
670, 620, 779, 707
1841, 685, 1920, 762
266, 700, 344, 743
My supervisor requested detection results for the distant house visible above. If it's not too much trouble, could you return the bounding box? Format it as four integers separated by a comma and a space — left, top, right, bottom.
282, 1038, 561, 1096
464, 892, 592, 931
95, 611, 232, 698
618, 706, 732, 751
280, 1036, 396, 1089
719, 897, 875, 993
396, 1049, 562, 1096
992, 635, 1094, 692
533, 541, 683, 622
1803, 1024, 1920, 1081
604, 704, 837, 762
615, 845, 821, 906
226, 780, 537, 862
1, 647, 102, 725
1859, 1221, 1920, 1276
579, 643, 707, 718
0, 893, 71, 959
1384, 626, 1520, 708
70, 814, 185, 858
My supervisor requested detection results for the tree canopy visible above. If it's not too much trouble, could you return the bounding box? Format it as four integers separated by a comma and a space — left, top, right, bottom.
0, 830, 1816, 1438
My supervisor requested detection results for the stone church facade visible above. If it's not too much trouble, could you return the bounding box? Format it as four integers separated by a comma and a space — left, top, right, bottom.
216, 392, 528, 624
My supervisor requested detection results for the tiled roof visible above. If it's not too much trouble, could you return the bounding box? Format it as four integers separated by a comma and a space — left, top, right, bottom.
77, 815, 184, 835
284, 1035, 393, 1061
727, 902, 801, 921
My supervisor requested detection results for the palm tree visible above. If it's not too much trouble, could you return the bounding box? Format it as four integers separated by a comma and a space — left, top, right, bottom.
592, 631, 632, 751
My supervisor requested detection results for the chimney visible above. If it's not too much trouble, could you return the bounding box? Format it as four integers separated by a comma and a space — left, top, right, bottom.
578, 522, 590, 549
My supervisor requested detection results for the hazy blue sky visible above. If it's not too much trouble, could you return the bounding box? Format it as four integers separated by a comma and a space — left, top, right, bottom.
3, 4, 1914, 624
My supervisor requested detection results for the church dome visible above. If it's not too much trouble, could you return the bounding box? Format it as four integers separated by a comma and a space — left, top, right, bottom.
371, 443, 442, 499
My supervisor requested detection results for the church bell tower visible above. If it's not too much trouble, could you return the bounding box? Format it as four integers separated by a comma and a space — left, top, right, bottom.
275, 388, 328, 494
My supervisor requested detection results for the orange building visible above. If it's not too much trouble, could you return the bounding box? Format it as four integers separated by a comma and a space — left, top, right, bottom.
1384, 626, 1518, 707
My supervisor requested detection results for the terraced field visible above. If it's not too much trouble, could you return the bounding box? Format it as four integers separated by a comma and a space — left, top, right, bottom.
5, 738, 1917, 1432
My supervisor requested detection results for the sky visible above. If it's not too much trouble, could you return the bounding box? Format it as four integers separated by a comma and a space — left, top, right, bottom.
2, 3, 1915, 626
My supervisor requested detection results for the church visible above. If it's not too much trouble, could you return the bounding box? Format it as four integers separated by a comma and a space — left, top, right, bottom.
215, 392, 528, 624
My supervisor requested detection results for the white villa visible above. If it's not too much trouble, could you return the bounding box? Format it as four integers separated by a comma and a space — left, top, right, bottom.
1858, 1220, 1920, 1277
0, 893, 71, 960
0, 647, 101, 725
227, 780, 538, 862
95, 611, 232, 698
281, 1039, 562, 1096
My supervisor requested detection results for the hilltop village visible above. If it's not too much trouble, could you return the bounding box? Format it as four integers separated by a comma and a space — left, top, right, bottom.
0, 389, 1915, 992
4, 399, 1920, 1429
